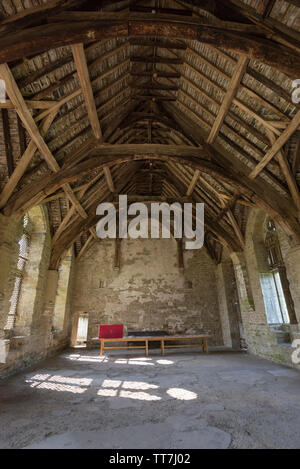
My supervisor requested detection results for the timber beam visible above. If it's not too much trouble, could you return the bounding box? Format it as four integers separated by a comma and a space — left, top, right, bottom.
0, 16, 299, 76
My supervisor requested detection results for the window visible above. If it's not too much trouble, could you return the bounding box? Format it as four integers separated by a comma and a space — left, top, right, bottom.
260, 219, 295, 324
5, 215, 30, 331
260, 272, 289, 324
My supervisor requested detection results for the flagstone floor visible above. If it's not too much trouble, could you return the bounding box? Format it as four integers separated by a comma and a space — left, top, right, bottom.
0, 348, 299, 449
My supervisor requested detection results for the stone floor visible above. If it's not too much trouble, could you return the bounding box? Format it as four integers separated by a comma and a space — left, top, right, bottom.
0, 348, 299, 449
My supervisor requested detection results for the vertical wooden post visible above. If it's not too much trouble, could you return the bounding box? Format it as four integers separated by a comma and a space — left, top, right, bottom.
278, 265, 298, 325
114, 238, 121, 271
177, 239, 184, 270
1, 108, 13, 176
161, 339, 165, 356
17, 115, 26, 157
70, 312, 79, 347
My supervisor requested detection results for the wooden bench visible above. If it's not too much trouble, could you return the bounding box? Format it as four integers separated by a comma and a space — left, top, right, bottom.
91, 335, 211, 357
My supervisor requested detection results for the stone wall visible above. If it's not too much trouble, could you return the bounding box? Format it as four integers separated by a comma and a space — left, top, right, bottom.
2, 202, 300, 377
216, 252, 241, 349
72, 238, 223, 346
0, 213, 20, 341
0, 208, 75, 378
233, 208, 300, 369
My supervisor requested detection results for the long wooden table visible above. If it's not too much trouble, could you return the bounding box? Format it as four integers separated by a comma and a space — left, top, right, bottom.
92, 335, 211, 357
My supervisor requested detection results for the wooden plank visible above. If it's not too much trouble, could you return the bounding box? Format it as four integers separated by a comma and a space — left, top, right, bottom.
92, 144, 204, 157
178, 69, 270, 145
88, 42, 129, 72
292, 137, 300, 175
174, 0, 248, 22
52, 170, 103, 244
72, 43, 102, 140
0, 63, 88, 219
35, 89, 82, 123
131, 56, 183, 64
224, 0, 300, 53
71, 43, 116, 193
134, 95, 176, 102
0, 99, 58, 109
76, 234, 94, 261
28, 41, 123, 99
1, 108, 13, 176
207, 55, 248, 144
0, 0, 86, 35
0, 17, 298, 76
131, 83, 178, 91
266, 128, 300, 212
262, 0, 276, 18
176, 60, 282, 138
226, 208, 245, 249
95, 335, 212, 342
50, 168, 135, 268
46, 11, 260, 31
186, 169, 200, 196
246, 67, 300, 111
17, 53, 73, 89
164, 102, 300, 243
250, 112, 300, 179
181, 49, 290, 120
103, 167, 115, 192
131, 70, 181, 78
177, 239, 184, 269
17, 115, 26, 156
129, 6, 193, 15
114, 238, 121, 270
129, 38, 187, 49
0, 111, 56, 209
232, 97, 281, 136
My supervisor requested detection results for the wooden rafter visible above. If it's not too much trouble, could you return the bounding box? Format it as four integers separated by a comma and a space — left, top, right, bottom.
129, 38, 187, 49
266, 128, 300, 213
292, 137, 300, 175
222, 0, 300, 53
166, 53, 286, 153
250, 112, 300, 179
76, 234, 94, 261
182, 46, 293, 120
175, 91, 286, 190
1, 108, 13, 176
186, 170, 200, 196
262, 0, 276, 18
72, 42, 123, 194
17, 116, 26, 157
163, 101, 300, 242
0, 2, 299, 263
52, 171, 104, 244
72, 43, 102, 140
0, 63, 93, 226
0, 15, 299, 77
50, 166, 137, 268
5, 145, 300, 244
0, 0, 87, 36
207, 55, 248, 144
0, 99, 58, 109
219, 199, 245, 249
0, 111, 57, 209
51, 105, 139, 244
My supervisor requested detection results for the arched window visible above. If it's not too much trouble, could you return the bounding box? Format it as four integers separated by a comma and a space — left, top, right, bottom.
4, 215, 30, 331
260, 219, 296, 324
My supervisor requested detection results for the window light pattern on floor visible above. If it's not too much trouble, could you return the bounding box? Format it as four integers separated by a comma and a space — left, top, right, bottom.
26, 372, 197, 401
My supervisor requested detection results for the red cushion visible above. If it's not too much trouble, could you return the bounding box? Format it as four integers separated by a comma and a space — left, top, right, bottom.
99, 324, 123, 339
